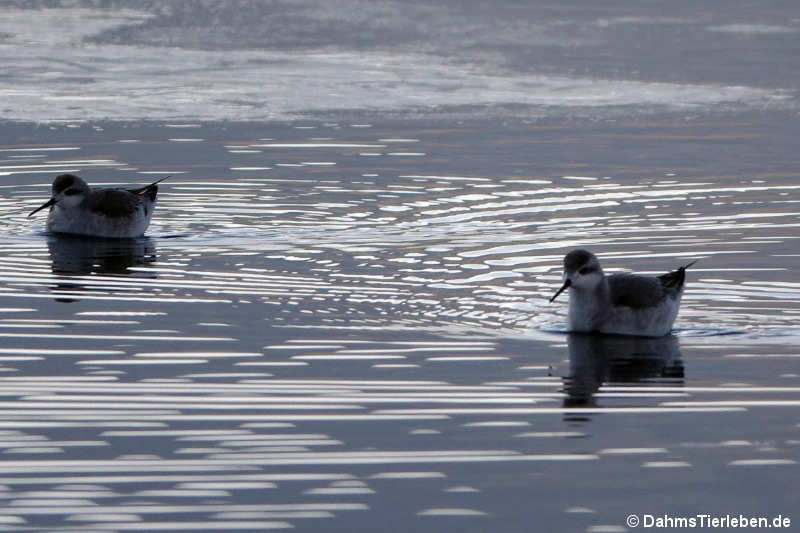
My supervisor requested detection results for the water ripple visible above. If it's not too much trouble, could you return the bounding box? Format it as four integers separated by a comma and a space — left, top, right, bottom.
0, 121, 798, 530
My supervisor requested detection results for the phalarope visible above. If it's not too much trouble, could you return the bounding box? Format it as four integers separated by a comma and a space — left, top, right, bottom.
29, 174, 167, 238
549, 249, 696, 337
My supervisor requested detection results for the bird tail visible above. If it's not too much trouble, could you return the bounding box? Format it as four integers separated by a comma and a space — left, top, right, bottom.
130, 175, 170, 201
658, 259, 698, 291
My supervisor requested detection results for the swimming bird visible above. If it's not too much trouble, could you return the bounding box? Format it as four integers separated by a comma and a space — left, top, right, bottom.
549, 249, 696, 337
28, 174, 167, 238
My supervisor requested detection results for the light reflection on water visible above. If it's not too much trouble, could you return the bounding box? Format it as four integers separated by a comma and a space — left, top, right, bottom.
0, 121, 798, 531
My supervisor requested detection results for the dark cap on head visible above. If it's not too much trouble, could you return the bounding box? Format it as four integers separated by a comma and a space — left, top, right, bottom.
564, 249, 595, 271
52, 174, 81, 194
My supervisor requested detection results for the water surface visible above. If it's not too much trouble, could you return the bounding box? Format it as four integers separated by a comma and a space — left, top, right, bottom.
0, 118, 798, 532
0, 1, 799, 531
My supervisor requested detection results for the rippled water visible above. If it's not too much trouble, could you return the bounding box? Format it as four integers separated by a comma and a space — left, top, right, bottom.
0, 117, 798, 531
2, 0, 800, 530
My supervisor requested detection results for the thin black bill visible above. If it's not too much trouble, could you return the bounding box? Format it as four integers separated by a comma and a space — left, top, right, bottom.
549, 278, 572, 303
28, 198, 56, 217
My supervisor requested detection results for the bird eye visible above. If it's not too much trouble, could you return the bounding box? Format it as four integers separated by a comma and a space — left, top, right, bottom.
579, 267, 592, 275
64, 189, 80, 196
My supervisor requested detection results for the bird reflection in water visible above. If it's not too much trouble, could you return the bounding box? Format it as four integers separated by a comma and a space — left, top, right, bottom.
47, 234, 157, 301
563, 333, 684, 419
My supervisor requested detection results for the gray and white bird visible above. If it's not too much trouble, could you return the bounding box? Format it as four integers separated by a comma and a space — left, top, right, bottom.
28, 173, 167, 238
549, 249, 695, 337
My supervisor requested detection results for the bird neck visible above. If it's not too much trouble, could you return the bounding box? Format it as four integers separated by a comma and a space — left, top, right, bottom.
568, 276, 611, 329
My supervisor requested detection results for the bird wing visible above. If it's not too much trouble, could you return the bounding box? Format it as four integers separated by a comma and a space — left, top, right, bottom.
610, 260, 697, 309
87, 189, 141, 218
608, 273, 665, 309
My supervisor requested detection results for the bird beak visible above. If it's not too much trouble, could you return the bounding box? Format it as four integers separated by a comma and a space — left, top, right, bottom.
28, 198, 56, 217
549, 278, 572, 303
